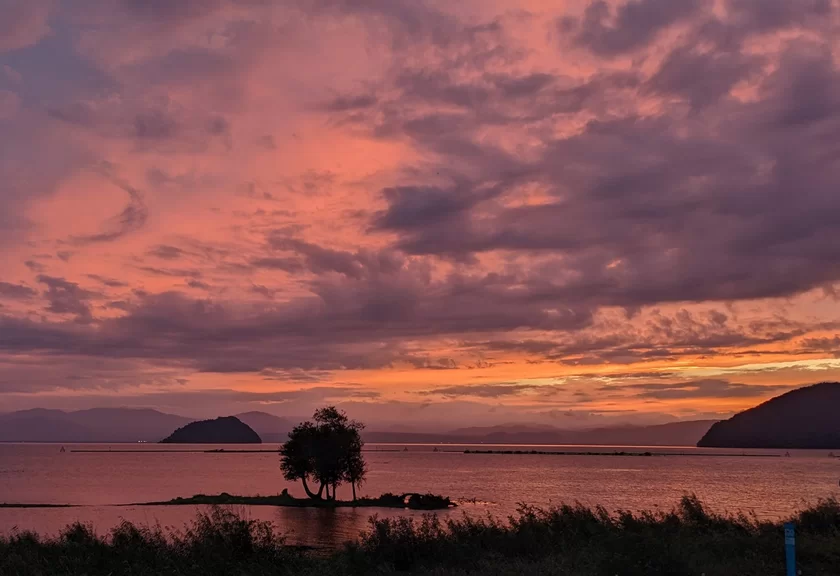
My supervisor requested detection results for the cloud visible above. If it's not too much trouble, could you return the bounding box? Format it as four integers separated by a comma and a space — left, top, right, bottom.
86, 274, 128, 288
0, 0, 54, 53
604, 379, 794, 400
36, 275, 99, 321
558, 0, 707, 56
0, 282, 37, 299
148, 244, 185, 260
2, 0, 840, 423
72, 176, 148, 244
419, 382, 543, 398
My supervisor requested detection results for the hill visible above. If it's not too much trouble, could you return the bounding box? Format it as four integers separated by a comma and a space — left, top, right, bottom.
160, 416, 261, 444
0, 408, 191, 442
697, 382, 840, 448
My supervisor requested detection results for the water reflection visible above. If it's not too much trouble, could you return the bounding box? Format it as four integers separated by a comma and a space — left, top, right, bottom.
274, 507, 363, 548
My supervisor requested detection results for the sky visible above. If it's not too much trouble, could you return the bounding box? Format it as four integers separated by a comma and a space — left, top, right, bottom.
1, 0, 840, 429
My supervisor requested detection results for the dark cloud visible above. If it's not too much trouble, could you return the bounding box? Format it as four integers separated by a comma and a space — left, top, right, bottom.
299, 0, 456, 47
419, 382, 542, 398
136, 266, 203, 278
363, 39, 840, 307
248, 256, 305, 272
604, 379, 794, 400
250, 284, 278, 299
73, 178, 148, 244
0, 251, 593, 373
134, 109, 179, 140
119, 0, 224, 23
323, 94, 378, 112
36, 274, 98, 321
374, 185, 497, 232
85, 274, 128, 288
0, 281, 36, 299
559, 0, 707, 56
148, 244, 185, 260
0, 0, 53, 52
725, 0, 833, 35
24, 260, 45, 272
646, 45, 759, 109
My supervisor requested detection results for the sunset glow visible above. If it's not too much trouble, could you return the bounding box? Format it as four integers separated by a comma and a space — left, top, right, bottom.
2, 0, 840, 428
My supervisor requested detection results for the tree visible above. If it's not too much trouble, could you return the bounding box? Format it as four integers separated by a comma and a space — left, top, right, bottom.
279, 406, 366, 501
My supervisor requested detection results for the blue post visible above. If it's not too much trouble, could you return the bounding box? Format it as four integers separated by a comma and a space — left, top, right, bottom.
784, 522, 796, 576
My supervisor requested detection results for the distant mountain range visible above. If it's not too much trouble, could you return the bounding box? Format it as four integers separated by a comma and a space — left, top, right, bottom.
0, 407, 716, 446
364, 420, 718, 446
0, 408, 292, 443
0, 408, 192, 443
698, 382, 840, 448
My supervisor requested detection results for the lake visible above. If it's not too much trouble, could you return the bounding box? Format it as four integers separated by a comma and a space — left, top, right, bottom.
1, 443, 838, 548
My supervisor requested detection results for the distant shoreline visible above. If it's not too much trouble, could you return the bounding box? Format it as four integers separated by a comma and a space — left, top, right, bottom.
0, 503, 75, 508
463, 449, 782, 457
62, 447, 782, 457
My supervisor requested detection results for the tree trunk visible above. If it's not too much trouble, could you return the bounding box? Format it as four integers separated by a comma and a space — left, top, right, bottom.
301, 476, 321, 500
352, 482, 356, 502
332, 482, 338, 501
324, 483, 330, 500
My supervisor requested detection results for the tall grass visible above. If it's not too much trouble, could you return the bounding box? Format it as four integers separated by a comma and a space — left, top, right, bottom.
2, 496, 839, 575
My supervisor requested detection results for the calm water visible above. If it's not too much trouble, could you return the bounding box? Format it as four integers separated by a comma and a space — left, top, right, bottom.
1, 443, 839, 548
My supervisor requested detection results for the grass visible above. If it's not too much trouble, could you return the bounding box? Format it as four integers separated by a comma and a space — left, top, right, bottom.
137, 490, 455, 510
2, 496, 839, 575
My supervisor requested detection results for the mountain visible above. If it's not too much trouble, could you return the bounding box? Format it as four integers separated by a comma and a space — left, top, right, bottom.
698, 382, 840, 448
566, 420, 720, 447
364, 420, 717, 446
0, 406, 716, 446
0, 410, 94, 442
0, 408, 192, 442
160, 416, 261, 444
234, 411, 294, 443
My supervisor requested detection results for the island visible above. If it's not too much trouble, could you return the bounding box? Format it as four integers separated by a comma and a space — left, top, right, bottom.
160, 416, 262, 444
134, 491, 455, 510
697, 382, 840, 448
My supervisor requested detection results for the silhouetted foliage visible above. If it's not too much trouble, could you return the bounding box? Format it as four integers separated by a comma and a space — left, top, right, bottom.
279, 406, 366, 500
139, 491, 454, 509
2, 497, 840, 575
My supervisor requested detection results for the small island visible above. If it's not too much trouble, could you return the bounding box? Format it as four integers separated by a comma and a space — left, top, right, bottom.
136, 491, 455, 510
160, 416, 261, 444
162, 407, 456, 510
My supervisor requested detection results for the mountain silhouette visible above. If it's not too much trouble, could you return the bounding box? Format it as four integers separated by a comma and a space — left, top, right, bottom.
0, 406, 714, 446
0, 408, 191, 442
698, 382, 840, 448
364, 420, 717, 446
234, 411, 293, 442
160, 416, 261, 444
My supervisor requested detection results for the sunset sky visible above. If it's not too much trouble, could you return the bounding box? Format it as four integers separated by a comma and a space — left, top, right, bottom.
2, 0, 840, 428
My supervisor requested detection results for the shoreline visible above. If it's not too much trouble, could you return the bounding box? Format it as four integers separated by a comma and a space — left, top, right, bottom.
0, 493, 456, 511
131, 492, 456, 510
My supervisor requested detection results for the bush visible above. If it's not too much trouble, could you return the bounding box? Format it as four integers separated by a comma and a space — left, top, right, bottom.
2, 497, 840, 575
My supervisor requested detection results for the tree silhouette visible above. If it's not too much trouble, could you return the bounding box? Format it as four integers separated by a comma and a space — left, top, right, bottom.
279, 406, 366, 501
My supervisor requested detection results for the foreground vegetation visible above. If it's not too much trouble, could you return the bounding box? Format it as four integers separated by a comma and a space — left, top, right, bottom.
140, 491, 455, 510
2, 496, 839, 575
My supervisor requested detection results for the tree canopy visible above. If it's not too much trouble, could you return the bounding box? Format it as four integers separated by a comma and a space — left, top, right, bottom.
279, 407, 367, 501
